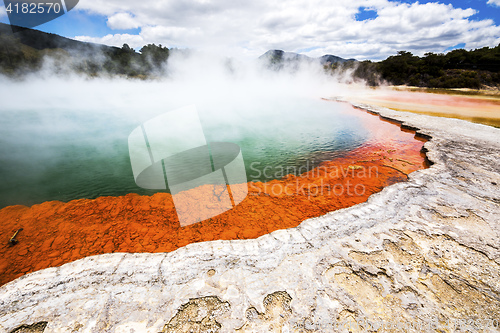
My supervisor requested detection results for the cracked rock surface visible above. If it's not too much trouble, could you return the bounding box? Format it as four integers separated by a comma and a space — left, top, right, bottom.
0, 103, 499, 332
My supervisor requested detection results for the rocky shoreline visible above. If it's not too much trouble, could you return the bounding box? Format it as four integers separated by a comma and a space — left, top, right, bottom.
1, 102, 499, 333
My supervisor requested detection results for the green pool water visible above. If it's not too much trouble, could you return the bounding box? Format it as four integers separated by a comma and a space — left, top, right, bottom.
0, 98, 370, 208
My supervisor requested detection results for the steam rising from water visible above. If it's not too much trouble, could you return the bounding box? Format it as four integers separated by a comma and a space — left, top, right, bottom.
0, 52, 372, 207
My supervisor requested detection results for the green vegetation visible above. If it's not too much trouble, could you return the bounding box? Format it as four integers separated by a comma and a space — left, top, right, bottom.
332, 46, 500, 89
0, 23, 172, 78
0, 38, 172, 78
84, 43, 171, 77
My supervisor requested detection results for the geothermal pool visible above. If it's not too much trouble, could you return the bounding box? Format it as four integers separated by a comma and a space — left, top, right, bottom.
0, 99, 371, 208
0, 98, 428, 286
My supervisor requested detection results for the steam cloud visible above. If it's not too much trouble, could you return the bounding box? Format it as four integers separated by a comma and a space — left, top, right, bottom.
0, 49, 375, 208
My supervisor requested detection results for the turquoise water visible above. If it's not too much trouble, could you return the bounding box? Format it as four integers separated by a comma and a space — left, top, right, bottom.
0, 99, 369, 208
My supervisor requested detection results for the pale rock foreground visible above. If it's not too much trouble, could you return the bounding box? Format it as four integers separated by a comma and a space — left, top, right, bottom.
0, 102, 499, 333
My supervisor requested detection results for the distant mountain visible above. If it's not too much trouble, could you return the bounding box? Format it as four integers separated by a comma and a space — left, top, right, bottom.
259, 49, 356, 69
320, 54, 357, 65
259, 50, 314, 62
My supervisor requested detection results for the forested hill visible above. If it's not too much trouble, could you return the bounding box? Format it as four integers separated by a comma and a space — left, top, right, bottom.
0, 23, 170, 77
0, 22, 499, 89
0, 22, 112, 51
345, 47, 500, 88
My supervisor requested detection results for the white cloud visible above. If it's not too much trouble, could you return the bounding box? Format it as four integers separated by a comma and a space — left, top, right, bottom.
107, 12, 140, 30
73, 0, 500, 60
0, 4, 6, 18
75, 33, 145, 49
488, 0, 500, 7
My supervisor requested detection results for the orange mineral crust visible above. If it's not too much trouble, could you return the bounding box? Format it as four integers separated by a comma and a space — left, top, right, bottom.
0, 111, 428, 286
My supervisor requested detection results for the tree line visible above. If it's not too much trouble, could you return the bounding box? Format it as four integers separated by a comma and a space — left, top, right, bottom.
330, 44, 500, 89
0, 33, 171, 78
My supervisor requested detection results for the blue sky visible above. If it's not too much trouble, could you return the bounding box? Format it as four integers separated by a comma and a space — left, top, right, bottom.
1, 0, 500, 60
399, 0, 500, 21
